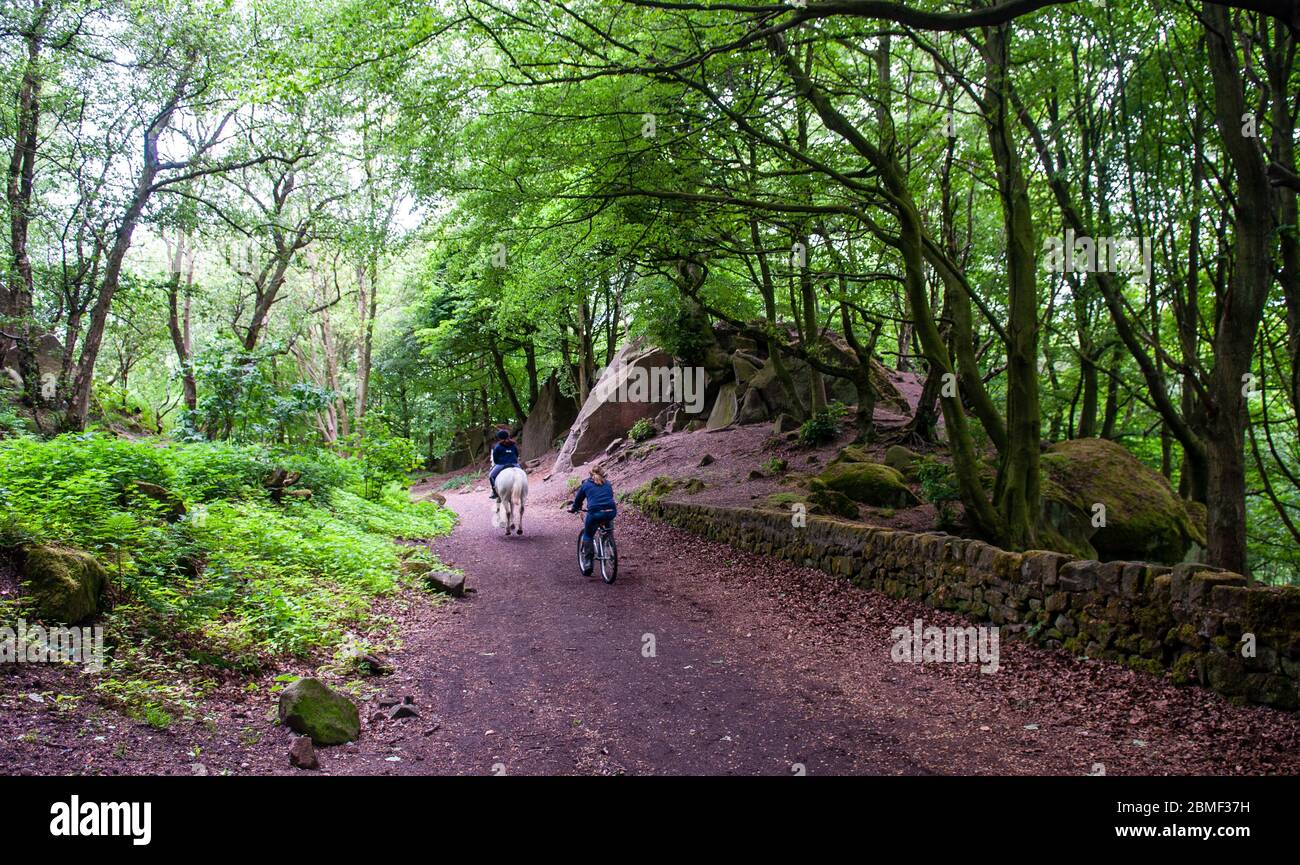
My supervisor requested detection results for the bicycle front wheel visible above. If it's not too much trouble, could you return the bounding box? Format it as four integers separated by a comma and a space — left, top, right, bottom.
599, 533, 618, 584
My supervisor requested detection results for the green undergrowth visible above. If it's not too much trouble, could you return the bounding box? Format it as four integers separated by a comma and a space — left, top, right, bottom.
0, 433, 455, 726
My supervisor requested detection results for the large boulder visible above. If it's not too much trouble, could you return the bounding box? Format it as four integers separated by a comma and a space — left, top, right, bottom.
520, 371, 579, 459
706, 382, 739, 430
737, 386, 769, 424
21, 544, 107, 624
278, 678, 361, 745
732, 352, 762, 389
554, 340, 679, 473
1039, 438, 1205, 564
810, 460, 919, 508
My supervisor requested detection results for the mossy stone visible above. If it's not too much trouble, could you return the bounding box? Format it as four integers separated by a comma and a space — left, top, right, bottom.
278, 678, 360, 745
21, 544, 107, 624
813, 462, 918, 508
1039, 438, 1201, 564
884, 445, 921, 476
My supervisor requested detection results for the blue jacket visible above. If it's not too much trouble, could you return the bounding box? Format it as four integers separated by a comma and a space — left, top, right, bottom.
492, 441, 519, 467
571, 478, 616, 514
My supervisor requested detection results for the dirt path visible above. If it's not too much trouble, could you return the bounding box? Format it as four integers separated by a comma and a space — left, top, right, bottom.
325, 479, 1300, 776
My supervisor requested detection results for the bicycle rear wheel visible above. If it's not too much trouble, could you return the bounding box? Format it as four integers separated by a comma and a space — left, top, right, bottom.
599, 532, 618, 584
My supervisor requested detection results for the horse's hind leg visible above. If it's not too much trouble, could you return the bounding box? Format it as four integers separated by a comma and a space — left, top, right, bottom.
516, 497, 524, 534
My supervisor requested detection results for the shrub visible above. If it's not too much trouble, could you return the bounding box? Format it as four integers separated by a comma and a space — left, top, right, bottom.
915, 457, 961, 531
341, 421, 421, 500
627, 418, 656, 443
798, 402, 848, 447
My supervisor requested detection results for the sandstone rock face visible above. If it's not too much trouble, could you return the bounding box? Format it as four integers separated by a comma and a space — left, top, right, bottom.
278, 678, 361, 745
21, 544, 107, 624
554, 340, 678, 473
1039, 438, 1203, 564
706, 383, 739, 430
521, 371, 578, 459
437, 426, 488, 474
732, 352, 762, 389
718, 350, 911, 427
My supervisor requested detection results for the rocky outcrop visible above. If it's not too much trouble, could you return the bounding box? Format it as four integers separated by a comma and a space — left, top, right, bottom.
20, 544, 107, 624
278, 678, 361, 745
1039, 438, 1204, 564
554, 340, 679, 472
436, 427, 488, 474
639, 499, 1300, 710
695, 323, 914, 428
520, 371, 579, 459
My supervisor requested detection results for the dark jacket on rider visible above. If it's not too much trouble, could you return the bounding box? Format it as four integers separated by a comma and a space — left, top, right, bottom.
492, 440, 520, 467
570, 479, 616, 515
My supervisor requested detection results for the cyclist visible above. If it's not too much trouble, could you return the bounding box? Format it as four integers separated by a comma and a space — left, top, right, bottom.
569, 466, 615, 574
488, 427, 520, 500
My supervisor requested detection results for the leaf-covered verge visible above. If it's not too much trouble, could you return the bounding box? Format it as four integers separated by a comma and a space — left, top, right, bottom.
0, 434, 455, 728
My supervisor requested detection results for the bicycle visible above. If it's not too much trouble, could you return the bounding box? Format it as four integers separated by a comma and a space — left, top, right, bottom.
575, 508, 618, 584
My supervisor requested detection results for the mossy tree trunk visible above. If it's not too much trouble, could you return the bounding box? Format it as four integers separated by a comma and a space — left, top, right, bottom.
980, 23, 1041, 550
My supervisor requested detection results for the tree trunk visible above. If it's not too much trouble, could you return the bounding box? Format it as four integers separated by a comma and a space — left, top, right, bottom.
354, 261, 378, 428
4, 7, 44, 403
164, 231, 197, 411
1200, 2, 1276, 575
982, 22, 1041, 549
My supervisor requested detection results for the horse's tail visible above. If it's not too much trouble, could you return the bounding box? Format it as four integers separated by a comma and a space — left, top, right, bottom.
509, 468, 528, 511
492, 467, 527, 529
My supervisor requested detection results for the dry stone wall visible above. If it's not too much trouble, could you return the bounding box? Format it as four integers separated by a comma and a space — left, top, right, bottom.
641, 499, 1300, 710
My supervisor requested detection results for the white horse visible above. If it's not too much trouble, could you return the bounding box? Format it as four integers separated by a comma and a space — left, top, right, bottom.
491, 466, 528, 536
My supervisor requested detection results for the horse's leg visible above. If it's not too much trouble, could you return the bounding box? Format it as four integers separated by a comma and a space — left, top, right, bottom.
516, 493, 524, 534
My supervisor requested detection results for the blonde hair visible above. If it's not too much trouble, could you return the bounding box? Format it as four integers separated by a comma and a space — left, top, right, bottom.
590, 467, 606, 485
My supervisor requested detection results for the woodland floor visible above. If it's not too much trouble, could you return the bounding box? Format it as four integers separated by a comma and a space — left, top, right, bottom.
3, 464, 1300, 775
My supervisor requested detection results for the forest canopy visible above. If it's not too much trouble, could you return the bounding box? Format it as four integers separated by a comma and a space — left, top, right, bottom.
2, 0, 1299, 583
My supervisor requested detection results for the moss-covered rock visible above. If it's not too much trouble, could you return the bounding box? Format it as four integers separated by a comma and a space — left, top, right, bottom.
828, 445, 872, 466
20, 544, 107, 624
1039, 438, 1201, 564
278, 678, 360, 745
812, 461, 919, 508
808, 488, 860, 519
884, 445, 921, 476
629, 475, 679, 508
